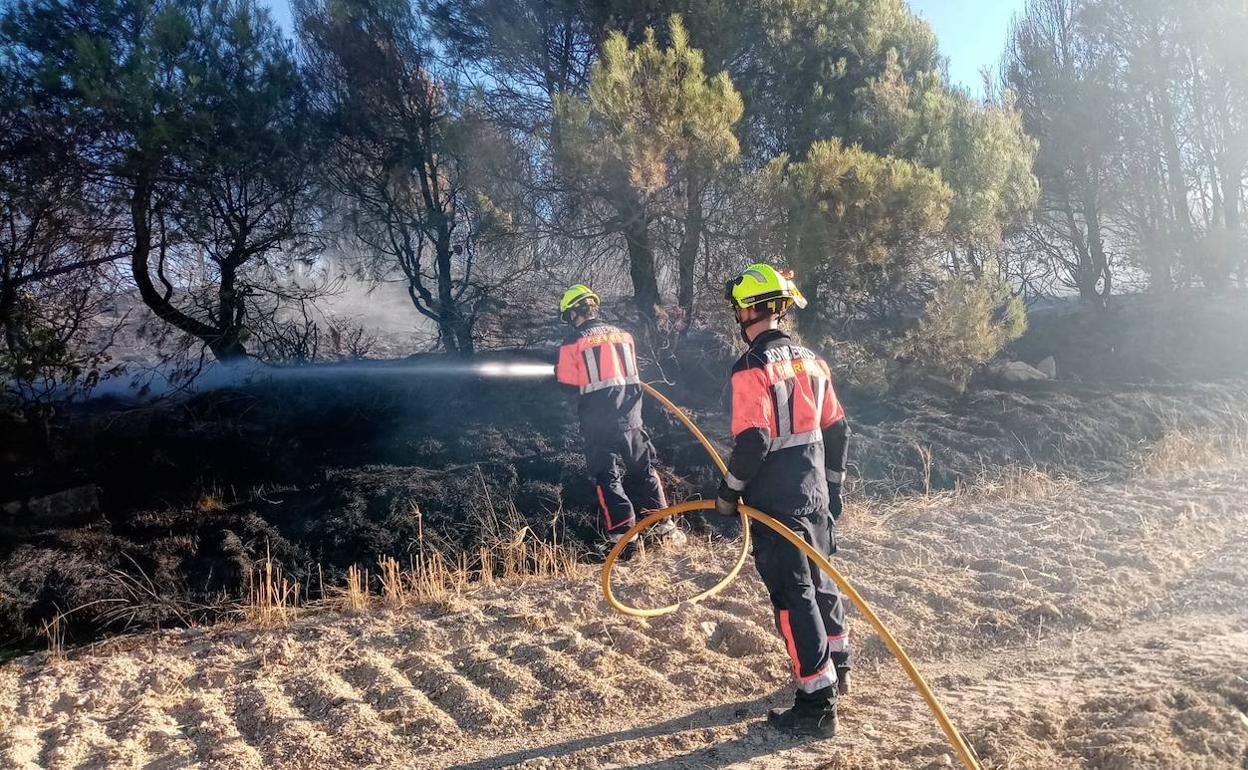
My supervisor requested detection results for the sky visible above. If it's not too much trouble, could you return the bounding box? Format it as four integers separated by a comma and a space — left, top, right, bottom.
264, 0, 1025, 94
909, 0, 1028, 94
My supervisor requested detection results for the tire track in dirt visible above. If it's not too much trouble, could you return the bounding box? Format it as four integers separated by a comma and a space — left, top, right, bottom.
450, 642, 548, 712
281, 664, 415, 763
0, 664, 41, 770
231, 678, 342, 769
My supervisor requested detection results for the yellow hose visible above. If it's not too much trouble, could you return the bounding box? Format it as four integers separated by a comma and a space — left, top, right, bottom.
628, 383, 752, 618
602, 382, 982, 770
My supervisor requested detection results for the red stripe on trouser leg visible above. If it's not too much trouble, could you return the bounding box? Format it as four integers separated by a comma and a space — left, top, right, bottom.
597, 486, 616, 530
778, 609, 837, 688
778, 609, 802, 678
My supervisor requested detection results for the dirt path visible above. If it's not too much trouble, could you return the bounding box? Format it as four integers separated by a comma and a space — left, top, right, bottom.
2, 463, 1247, 769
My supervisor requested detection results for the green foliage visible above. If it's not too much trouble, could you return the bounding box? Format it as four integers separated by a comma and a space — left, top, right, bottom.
554, 15, 743, 197
552, 15, 744, 315
0, 290, 111, 414
856, 51, 1039, 253
718, 0, 1037, 328
734, 0, 941, 159
819, 338, 891, 396
893, 270, 1028, 387
775, 138, 952, 309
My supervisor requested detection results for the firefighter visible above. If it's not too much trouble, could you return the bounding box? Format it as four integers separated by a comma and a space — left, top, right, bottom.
714, 264, 851, 738
556, 285, 686, 557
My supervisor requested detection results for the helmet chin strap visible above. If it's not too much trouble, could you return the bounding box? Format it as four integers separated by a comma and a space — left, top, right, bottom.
736, 303, 787, 343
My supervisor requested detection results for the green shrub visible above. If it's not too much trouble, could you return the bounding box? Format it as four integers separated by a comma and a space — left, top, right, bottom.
894, 271, 1027, 388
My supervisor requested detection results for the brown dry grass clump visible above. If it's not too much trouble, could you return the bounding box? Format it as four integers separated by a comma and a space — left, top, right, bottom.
855, 463, 1074, 528
240, 499, 581, 629
242, 552, 302, 627
1136, 415, 1248, 474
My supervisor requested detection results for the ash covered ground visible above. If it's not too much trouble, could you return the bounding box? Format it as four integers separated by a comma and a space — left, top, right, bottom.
2, 293, 1248, 652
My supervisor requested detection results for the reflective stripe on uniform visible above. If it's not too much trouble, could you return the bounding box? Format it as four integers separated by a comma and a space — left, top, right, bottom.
724, 472, 748, 492
778, 609, 840, 693
732, 343, 837, 452
558, 325, 641, 391
652, 469, 668, 507
773, 379, 792, 438
795, 664, 839, 693
583, 347, 600, 385
619, 341, 637, 377
580, 375, 640, 394
770, 429, 821, 451
826, 469, 846, 484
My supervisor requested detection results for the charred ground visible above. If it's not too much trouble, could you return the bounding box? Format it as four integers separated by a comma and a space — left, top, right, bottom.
2, 294, 1247, 653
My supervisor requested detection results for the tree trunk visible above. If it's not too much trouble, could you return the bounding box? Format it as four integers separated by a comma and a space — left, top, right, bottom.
0, 278, 18, 356
129, 171, 241, 362
212, 261, 248, 361
619, 193, 659, 322
451, 313, 474, 354
1156, 90, 1198, 270
1224, 163, 1243, 287
676, 174, 703, 320
1062, 201, 1099, 303
795, 278, 824, 339
1081, 181, 1111, 309
433, 215, 473, 355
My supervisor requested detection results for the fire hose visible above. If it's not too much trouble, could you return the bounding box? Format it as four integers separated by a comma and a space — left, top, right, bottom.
600, 382, 982, 770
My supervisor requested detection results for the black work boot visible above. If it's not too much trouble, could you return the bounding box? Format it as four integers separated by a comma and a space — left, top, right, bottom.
832, 653, 851, 696
589, 539, 637, 564
768, 687, 837, 738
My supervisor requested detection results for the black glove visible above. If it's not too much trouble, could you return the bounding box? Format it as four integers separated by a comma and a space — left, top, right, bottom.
827, 482, 843, 520
714, 492, 739, 517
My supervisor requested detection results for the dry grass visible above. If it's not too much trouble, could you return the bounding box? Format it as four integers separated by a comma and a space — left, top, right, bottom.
39, 614, 65, 658
379, 556, 407, 608
1137, 420, 1248, 475
242, 553, 302, 627
340, 564, 370, 612
239, 496, 580, 625
861, 464, 1073, 527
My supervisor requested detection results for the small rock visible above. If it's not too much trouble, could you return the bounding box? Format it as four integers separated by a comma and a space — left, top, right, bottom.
25, 484, 101, 521
700, 621, 717, 637
989, 360, 1049, 384
1036, 355, 1057, 379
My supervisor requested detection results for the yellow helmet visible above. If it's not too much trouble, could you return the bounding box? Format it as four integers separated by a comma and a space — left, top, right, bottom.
724, 263, 808, 312
559, 284, 601, 319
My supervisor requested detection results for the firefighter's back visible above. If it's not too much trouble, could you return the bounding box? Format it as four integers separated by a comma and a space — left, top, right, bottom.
556, 319, 644, 439
732, 331, 841, 517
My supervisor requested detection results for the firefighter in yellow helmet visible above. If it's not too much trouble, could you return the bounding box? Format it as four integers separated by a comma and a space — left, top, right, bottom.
555, 285, 685, 558
715, 264, 851, 737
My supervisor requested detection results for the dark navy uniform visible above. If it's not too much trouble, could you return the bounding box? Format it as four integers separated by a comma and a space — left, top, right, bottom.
718, 329, 850, 701
557, 319, 667, 540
